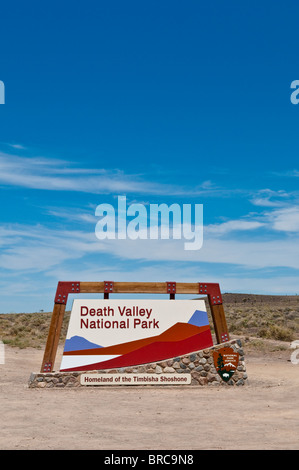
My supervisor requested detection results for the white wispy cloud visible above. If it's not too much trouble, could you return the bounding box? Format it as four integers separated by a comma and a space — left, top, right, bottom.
266, 206, 299, 232
0, 215, 298, 274
0, 212, 298, 312
7, 143, 26, 150
47, 208, 97, 224
0, 151, 224, 196
0, 152, 171, 195
0, 224, 97, 272
249, 189, 293, 208
205, 219, 265, 234
271, 169, 299, 178
2, 148, 299, 309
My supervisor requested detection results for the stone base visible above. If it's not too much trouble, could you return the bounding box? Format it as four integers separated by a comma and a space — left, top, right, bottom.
28, 339, 247, 388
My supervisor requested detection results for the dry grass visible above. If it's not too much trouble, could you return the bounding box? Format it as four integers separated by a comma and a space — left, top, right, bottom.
0, 311, 70, 349
0, 293, 298, 350
220, 293, 299, 342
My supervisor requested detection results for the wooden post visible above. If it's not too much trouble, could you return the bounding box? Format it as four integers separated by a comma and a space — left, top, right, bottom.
41, 303, 66, 372
208, 303, 229, 344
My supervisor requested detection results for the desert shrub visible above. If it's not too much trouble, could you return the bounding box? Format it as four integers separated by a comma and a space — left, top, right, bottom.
258, 324, 294, 341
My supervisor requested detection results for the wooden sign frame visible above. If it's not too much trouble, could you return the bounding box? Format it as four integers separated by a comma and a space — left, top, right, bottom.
41, 281, 229, 373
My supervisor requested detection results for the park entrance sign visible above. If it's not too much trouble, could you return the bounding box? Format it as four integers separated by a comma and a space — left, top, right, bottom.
60, 299, 213, 372
40, 281, 231, 384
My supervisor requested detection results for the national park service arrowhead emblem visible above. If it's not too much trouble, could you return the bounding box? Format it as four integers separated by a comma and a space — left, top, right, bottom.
213, 347, 239, 382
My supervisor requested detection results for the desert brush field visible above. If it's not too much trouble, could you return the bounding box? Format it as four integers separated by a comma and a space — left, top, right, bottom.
1, 293, 299, 450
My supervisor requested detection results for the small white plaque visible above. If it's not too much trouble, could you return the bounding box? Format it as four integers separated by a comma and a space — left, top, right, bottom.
80, 373, 191, 385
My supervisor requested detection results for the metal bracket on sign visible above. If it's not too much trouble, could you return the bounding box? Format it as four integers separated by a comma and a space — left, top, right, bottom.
167, 282, 176, 299
104, 281, 114, 298
221, 332, 229, 343
198, 283, 222, 305
43, 361, 52, 372
55, 281, 80, 304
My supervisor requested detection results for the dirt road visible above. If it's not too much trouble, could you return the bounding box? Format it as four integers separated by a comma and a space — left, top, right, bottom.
1, 345, 299, 450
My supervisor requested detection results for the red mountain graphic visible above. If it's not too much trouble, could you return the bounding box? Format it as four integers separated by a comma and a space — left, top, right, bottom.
60, 322, 213, 372
63, 322, 208, 356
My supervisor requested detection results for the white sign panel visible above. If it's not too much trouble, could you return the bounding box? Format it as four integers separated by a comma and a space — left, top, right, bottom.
60, 299, 213, 372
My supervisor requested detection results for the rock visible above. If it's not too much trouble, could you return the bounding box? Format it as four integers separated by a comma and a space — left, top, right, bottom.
198, 377, 208, 385
29, 373, 36, 383
163, 367, 175, 373
207, 372, 217, 382
159, 361, 168, 368
182, 357, 190, 365
236, 379, 245, 386
37, 382, 46, 388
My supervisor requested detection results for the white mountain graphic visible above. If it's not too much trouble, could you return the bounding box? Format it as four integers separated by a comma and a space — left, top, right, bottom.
223, 362, 236, 368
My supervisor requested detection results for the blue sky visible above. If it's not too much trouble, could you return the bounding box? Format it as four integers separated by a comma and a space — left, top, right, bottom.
1, 1, 299, 312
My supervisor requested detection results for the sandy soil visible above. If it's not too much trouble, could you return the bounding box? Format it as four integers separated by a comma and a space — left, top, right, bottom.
1, 344, 299, 450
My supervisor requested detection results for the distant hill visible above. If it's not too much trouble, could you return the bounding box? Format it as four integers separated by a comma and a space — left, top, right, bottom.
221, 293, 299, 304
